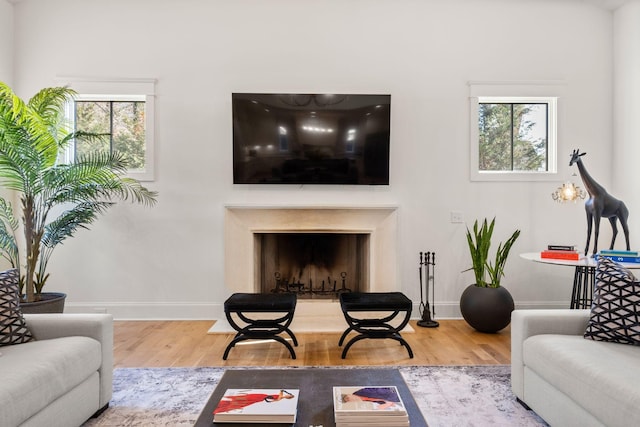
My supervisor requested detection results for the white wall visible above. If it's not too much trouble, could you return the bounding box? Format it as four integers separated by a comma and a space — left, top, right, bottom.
10, 0, 616, 319
613, 1, 640, 248
0, 1, 13, 85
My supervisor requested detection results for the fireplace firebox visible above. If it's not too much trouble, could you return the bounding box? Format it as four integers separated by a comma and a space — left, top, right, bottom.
256, 233, 369, 299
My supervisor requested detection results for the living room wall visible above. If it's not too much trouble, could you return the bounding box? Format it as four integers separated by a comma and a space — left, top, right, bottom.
0, 1, 12, 85
5, 0, 623, 319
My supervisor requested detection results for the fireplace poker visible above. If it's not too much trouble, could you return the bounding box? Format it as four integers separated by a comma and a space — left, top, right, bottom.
417, 251, 439, 328
418, 252, 425, 316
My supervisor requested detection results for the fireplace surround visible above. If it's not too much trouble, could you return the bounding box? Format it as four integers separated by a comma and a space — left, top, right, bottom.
224, 205, 399, 323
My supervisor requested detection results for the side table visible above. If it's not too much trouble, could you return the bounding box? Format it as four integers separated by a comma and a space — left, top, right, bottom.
520, 252, 640, 309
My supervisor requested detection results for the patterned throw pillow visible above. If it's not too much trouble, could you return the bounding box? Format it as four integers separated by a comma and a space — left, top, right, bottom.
584, 257, 640, 345
0, 268, 34, 347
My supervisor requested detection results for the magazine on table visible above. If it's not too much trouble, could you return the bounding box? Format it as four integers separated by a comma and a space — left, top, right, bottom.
333, 385, 408, 416
212, 388, 299, 423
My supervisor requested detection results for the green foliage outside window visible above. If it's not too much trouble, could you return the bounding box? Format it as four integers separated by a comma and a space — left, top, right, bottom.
75, 101, 146, 170
478, 103, 547, 172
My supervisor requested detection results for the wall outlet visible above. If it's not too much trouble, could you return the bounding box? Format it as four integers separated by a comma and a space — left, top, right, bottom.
450, 211, 464, 223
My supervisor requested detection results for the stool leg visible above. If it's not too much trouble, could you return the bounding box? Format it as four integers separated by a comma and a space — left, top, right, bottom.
283, 328, 298, 346
272, 336, 297, 359
341, 335, 368, 359
222, 341, 237, 360
392, 336, 414, 358
338, 327, 354, 346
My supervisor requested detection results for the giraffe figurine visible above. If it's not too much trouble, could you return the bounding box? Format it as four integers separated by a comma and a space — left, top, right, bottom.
569, 149, 631, 256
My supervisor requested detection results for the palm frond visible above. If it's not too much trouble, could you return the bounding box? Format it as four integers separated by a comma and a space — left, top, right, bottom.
42, 151, 157, 208
0, 197, 18, 268
41, 201, 114, 248
27, 86, 76, 126
60, 130, 110, 153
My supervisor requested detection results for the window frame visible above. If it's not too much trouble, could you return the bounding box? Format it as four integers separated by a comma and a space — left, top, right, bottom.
469, 82, 564, 182
58, 77, 156, 182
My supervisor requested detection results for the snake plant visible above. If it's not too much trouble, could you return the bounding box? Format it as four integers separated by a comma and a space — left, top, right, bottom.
465, 218, 520, 288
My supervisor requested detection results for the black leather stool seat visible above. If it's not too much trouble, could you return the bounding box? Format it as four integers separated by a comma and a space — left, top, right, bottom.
340, 291, 412, 311
338, 292, 413, 359
224, 292, 297, 312
222, 293, 298, 360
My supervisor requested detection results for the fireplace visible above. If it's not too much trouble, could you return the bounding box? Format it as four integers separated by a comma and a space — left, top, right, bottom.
224, 205, 399, 321
256, 232, 369, 299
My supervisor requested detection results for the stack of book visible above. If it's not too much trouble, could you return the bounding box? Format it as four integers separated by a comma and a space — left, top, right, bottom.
540, 245, 582, 261
333, 386, 409, 427
212, 388, 299, 424
598, 249, 640, 263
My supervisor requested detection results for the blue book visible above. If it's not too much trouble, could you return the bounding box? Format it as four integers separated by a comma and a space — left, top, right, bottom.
599, 249, 639, 256
599, 254, 640, 263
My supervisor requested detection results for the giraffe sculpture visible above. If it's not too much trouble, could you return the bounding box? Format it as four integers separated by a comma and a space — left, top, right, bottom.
569, 149, 630, 256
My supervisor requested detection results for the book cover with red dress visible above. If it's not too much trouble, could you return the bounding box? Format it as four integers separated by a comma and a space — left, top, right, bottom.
213, 388, 299, 423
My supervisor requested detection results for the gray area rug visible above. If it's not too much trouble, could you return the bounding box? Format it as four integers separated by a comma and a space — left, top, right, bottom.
83, 365, 548, 426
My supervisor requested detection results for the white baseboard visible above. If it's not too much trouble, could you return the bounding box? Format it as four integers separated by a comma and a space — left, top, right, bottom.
64, 302, 225, 320
420, 301, 571, 320
65, 300, 573, 321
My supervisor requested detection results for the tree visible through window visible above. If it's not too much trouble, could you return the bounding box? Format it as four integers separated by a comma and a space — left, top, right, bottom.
74, 100, 146, 170
478, 102, 548, 172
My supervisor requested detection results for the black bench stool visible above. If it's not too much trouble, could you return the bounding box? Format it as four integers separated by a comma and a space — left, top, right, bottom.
223, 293, 298, 360
338, 292, 413, 359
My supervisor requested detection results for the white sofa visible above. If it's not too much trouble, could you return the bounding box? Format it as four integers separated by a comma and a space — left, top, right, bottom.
0, 313, 113, 427
511, 309, 640, 427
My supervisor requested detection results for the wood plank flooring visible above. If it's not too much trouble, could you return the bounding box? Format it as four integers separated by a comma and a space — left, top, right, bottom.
113, 319, 510, 368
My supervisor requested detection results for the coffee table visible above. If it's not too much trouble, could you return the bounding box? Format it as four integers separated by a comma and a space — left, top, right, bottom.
194, 368, 427, 426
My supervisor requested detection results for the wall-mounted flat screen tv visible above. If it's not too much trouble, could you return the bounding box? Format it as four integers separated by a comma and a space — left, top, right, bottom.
232, 93, 391, 185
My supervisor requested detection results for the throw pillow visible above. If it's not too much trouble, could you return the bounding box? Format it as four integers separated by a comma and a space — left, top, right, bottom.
0, 268, 34, 347
584, 257, 640, 345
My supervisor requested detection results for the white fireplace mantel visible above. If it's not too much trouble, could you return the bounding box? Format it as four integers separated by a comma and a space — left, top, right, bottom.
224, 205, 399, 295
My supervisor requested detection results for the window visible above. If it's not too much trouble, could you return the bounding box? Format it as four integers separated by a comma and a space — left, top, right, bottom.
478, 98, 551, 172
469, 82, 563, 182
74, 95, 146, 170
58, 77, 155, 181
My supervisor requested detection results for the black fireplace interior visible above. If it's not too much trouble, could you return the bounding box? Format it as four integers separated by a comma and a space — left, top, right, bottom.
257, 232, 368, 299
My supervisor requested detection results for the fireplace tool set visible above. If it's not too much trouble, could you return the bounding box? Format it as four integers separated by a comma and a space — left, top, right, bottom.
418, 251, 439, 328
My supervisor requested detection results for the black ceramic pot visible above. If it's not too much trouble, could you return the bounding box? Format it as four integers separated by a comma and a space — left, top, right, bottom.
20, 292, 66, 314
459, 284, 514, 333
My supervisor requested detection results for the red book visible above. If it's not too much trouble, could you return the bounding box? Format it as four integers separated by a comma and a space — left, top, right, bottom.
540, 250, 581, 260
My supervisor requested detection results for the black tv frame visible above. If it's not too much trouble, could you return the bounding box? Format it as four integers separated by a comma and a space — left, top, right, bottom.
232, 93, 391, 185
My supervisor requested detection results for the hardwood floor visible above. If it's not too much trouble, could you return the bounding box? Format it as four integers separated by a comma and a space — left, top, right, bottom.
113, 319, 510, 368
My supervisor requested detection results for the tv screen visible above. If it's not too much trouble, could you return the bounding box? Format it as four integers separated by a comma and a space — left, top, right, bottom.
232, 93, 391, 185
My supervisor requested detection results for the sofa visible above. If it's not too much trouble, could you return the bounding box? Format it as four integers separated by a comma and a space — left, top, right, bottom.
0, 313, 113, 427
511, 309, 640, 427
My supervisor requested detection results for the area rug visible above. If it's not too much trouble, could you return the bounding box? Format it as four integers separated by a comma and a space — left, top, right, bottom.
82, 365, 548, 426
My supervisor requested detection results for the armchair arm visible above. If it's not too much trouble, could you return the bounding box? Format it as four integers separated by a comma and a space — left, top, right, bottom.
510, 309, 590, 399
23, 313, 113, 408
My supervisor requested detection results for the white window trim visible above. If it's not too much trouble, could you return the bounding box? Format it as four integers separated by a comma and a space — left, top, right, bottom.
56, 76, 156, 182
469, 81, 566, 182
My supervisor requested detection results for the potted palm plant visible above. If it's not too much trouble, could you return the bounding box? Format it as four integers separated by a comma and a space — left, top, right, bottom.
0, 82, 157, 311
460, 217, 520, 333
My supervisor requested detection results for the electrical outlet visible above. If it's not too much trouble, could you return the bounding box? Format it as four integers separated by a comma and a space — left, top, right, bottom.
450, 211, 464, 223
